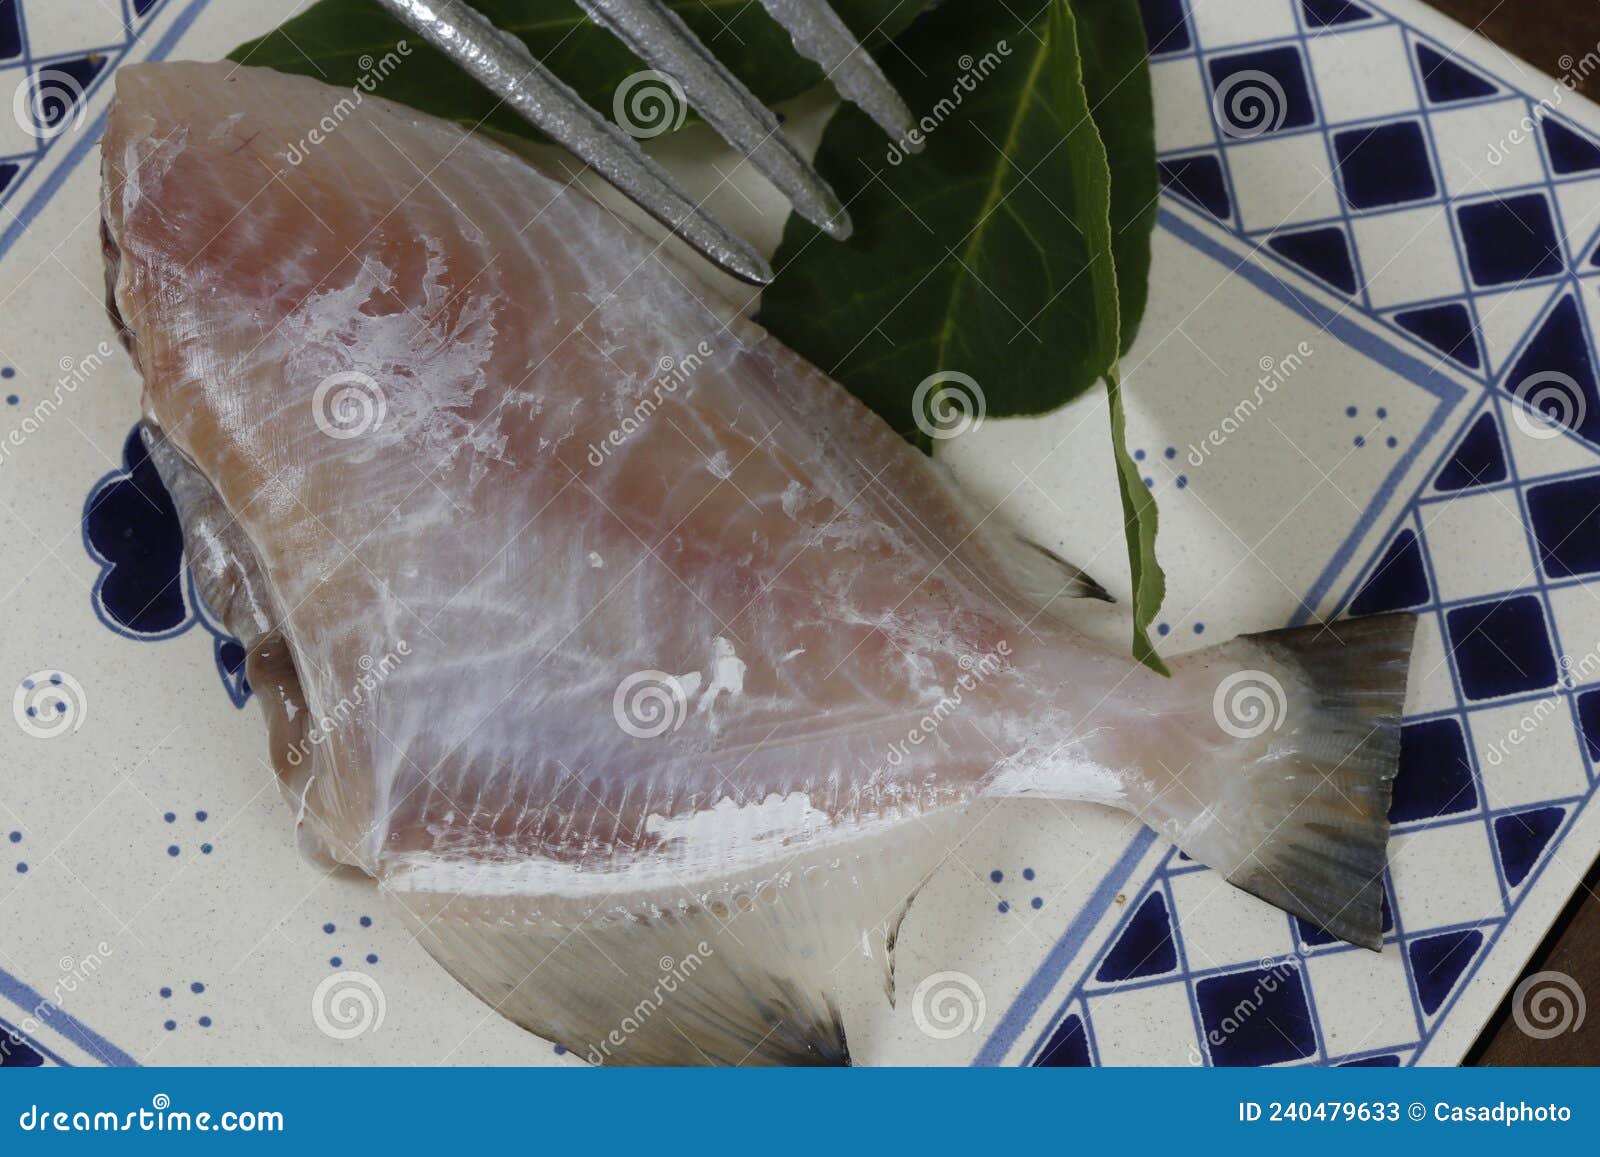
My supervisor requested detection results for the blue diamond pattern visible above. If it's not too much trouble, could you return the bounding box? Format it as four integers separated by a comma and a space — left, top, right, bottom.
998, 1, 1600, 1071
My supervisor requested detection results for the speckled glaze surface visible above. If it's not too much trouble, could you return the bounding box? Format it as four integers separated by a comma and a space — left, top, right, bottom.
1, 0, 1597, 1066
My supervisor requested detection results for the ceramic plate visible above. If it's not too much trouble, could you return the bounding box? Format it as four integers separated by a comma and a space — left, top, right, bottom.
1, 0, 1596, 1066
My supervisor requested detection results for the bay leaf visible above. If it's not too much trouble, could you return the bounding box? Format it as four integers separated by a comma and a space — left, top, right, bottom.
758, 0, 1167, 670
757, 0, 1123, 434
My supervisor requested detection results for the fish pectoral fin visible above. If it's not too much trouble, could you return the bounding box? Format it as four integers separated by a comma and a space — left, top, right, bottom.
400, 888, 851, 1066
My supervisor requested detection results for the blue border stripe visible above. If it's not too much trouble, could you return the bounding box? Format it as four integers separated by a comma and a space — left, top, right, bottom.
0, 1012, 74, 1067
0, 969, 137, 1067
0, 0, 215, 1069
973, 828, 1157, 1066
1155, 205, 1466, 623
0, 0, 213, 264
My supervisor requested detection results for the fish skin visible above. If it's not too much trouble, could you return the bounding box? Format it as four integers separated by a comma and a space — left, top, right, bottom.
100, 62, 1412, 1064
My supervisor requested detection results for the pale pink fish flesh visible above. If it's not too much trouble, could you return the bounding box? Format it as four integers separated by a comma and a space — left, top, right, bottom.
100, 62, 1415, 1065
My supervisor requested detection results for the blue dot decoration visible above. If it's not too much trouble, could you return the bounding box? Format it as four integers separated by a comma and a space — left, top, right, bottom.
200, 843, 213, 855
1354, 435, 1366, 447
1193, 623, 1206, 634
323, 922, 335, 934
166, 845, 179, 857
1376, 407, 1388, 419
1176, 475, 1188, 489
5, 395, 15, 406
1157, 623, 1171, 636
158, 981, 212, 1032
990, 870, 1003, 883
1031, 897, 1043, 910
163, 812, 175, 823
366, 953, 378, 965
1386, 436, 1398, 448
330, 956, 342, 968
359, 915, 372, 928
1023, 868, 1036, 881
7, 831, 18, 843
1164, 447, 1176, 459
998, 901, 1010, 914
1346, 406, 1358, 417
15, 863, 26, 873
195, 810, 207, 822
1134, 448, 1146, 461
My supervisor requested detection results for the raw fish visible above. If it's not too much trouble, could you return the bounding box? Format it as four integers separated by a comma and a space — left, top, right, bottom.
101, 62, 1415, 1065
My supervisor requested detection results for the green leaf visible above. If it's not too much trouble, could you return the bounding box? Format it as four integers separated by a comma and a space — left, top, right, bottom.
1076, 0, 1165, 672
758, 0, 1167, 671
1075, 0, 1158, 354
757, 0, 1123, 438
229, 0, 925, 146
1106, 364, 1168, 676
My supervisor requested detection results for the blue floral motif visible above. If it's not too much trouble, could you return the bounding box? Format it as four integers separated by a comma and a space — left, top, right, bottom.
82, 425, 251, 708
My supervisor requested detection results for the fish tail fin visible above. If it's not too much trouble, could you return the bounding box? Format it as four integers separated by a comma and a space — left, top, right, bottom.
1166, 613, 1416, 950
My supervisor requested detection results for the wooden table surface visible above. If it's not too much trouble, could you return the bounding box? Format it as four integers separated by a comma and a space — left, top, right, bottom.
1422, 0, 1599, 1066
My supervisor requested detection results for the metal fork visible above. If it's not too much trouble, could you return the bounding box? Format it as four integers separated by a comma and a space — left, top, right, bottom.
375, 0, 919, 285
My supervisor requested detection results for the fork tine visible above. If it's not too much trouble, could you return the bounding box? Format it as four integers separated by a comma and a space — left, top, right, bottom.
372, 0, 773, 285
757, 0, 920, 150
579, 0, 852, 240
